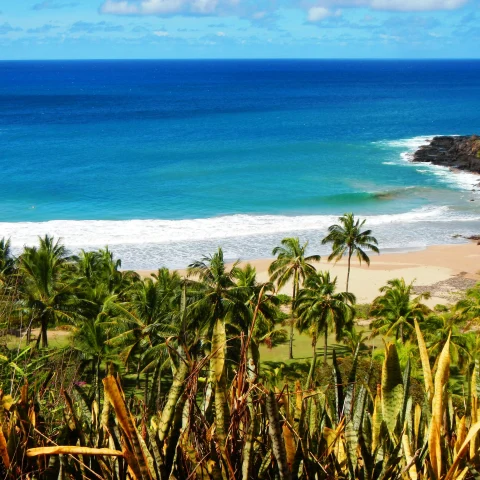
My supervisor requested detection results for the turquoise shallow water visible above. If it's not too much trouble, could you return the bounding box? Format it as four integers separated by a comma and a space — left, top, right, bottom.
1, 60, 480, 268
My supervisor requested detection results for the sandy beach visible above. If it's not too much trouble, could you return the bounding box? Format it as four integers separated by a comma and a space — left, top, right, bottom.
137, 242, 480, 307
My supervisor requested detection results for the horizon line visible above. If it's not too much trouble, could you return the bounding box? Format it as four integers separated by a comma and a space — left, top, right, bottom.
2, 57, 480, 62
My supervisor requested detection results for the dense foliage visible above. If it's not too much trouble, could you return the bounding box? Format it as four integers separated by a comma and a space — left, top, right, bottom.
0, 213, 479, 479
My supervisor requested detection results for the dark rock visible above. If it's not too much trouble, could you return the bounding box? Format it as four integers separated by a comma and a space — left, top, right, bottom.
412, 135, 480, 174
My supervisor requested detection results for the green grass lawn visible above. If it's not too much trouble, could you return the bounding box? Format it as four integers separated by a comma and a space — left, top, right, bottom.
3, 331, 71, 350
259, 326, 384, 365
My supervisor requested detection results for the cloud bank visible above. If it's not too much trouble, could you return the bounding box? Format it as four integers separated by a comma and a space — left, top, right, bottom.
99, 0, 470, 17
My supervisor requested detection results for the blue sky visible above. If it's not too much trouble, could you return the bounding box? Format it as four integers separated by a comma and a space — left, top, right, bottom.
1, 0, 479, 59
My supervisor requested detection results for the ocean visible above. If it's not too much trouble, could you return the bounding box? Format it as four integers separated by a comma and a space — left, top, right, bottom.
1, 59, 480, 269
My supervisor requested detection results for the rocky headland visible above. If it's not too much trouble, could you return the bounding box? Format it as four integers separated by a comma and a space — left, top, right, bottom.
413, 135, 480, 173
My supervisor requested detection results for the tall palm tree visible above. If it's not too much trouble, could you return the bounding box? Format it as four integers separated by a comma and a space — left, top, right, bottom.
296, 271, 355, 364
232, 263, 286, 370
116, 270, 182, 368
456, 284, 480, 325
188, 248, 246, 457
18, 235, 75, 348
322, 213, 379, 293
268, 237, 320, 359
370, 278, 430, 344
72, 296, 113, 409
75, 247, 139, 298
0, 238, 15, 284
188, 248, 246, 332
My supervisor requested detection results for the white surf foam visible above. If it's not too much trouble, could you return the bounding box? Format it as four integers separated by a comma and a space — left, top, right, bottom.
0, 206, 476, 249
2, 206, 478, 269
379, 135, 479, 191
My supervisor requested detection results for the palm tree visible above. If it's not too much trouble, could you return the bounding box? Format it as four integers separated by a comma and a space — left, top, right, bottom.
232, 263, 286, 370
322, 213, 379, 292
370, 278, 430, 344
268, 237, 320, 359
18, 235, 76, 348
188, 248, 245, 333
72, 299, 112, 409
296, 271, 355, 364
422, 311, 470, 371
111, 269, 182, 376
188, 248, 247, 456
75, 247, 139, 298
0, 238, 15, 284
455, 284, 480, 325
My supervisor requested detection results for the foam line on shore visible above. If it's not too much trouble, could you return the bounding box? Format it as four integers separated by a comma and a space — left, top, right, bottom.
0, 206, 476, 247
378, 135, 480, 191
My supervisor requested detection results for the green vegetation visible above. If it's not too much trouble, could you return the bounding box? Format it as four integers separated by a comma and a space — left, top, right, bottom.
322, 212, 379, 292
0, 214, 480, 478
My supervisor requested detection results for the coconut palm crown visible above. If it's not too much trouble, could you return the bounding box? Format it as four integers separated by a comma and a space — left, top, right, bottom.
268, 237, 320, 359
322, 213, 379, 292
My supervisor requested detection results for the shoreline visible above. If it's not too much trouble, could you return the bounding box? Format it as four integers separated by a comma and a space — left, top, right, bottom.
136, 242, 480, 306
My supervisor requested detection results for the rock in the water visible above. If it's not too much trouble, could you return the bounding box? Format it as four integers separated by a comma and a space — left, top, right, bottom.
412, 135, 480, 173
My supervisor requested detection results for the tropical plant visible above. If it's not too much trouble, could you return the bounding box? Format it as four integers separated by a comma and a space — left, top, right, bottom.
4, 309, 480, 480
1, 242, 480, 479
0, 238, 15, 285
370, 277, 430, 343
268, 237, 320, 359
456, 283, 480, 325
322, 212, 379, 292
233, 263, 286, 368
188, 248, 247, 462
422, 310, 471, 371
296, 271, 355, 364
108, 269, 183, 406
17, 235, 76, 348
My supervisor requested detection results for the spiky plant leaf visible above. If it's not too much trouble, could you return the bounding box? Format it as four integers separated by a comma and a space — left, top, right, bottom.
266, 390, 291, 480
429, 332, 450, 480
414, 319, 434, 402
381, 343, 404, 434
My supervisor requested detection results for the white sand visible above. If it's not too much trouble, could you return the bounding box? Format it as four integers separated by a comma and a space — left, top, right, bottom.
137, 243, 480, 307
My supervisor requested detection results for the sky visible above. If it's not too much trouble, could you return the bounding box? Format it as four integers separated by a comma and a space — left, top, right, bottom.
0, 0, 479, 59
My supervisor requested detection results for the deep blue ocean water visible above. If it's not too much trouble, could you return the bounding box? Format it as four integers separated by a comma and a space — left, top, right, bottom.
1, 59, 480, 268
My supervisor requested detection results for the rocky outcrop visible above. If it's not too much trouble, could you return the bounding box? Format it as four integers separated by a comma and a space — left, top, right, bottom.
413, 135, 480, 173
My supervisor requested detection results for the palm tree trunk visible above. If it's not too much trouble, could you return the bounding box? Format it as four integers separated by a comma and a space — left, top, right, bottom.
26, 319, 32, 344
346, 248, 352, 294
289, 269, 298, 360
41, 316, 48, 348
149, 362, 161, 413
144, 371, 149, 407
306, 333, 317, 389
324, 326, 328, 365
96, 357, 101, 410
135, 359, 141, 389
156, 365, 162, 411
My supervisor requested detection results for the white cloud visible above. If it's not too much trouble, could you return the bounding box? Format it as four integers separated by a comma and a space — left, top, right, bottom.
316, 0, 468, 11
153, 29, 169, 36
379, 33, 402, 41
100, 0, 233, 15
192, 0, 218, 14
369, 0, 467, 11
216, 31, 225, 36
253, 11, 267, 19
101, 0, 139, 14
307, 6, 343, 22
308, 6, 331, 21
100, 0, 469, 18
